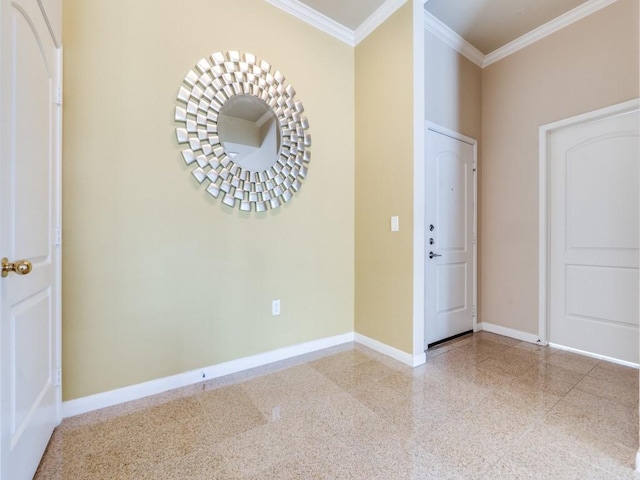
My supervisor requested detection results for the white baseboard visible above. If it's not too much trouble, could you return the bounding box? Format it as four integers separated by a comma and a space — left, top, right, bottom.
63, 331, 432, 418
477, 322, 541, 344
355, 333, 426, 367
548, 343, 639, 369
62, 332, 354, 418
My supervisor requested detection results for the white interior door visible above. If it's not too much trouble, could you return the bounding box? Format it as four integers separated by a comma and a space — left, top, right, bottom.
425, 127, 476, 347
549, 109, 639, 364
0, 0, 62, 478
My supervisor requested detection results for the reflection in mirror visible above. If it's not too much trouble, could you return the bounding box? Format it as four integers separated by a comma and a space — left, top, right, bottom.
218, 95, 281, 172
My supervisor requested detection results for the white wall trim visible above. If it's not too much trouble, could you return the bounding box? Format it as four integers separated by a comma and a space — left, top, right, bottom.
63, 330, 431, 418
538, 98, 640, 347
549, 343, 640, 369
356, 333, 426, 367
266, 0, 618, 63
264, 0, 355, 46
423, 11, 485, 67
265, 0, 618, 66
412, 0, 427, 360
354, 0, 407, 45
483, 0, 618, 67
541, 98, 639, 134
478, 322, 541, 345
636, 451, 640, 472
265, 0, 411, 47
426, 122, 476, 147
424, 0, 619, 69
54, 46, 63, 425
62, 332, 354, 418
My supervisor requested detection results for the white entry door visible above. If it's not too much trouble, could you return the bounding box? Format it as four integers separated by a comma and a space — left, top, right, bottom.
425, 127, 476, 347
0, 0, 62, 478
549, 108, 639, 364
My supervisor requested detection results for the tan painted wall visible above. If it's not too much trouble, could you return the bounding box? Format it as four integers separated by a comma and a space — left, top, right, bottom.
62, 0, 354, 400
424, 30, 482, 141
481, 0, 639, 334
354, 3, 414, 354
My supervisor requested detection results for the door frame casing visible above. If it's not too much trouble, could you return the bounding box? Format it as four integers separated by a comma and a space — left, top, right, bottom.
538, 98, 640, 348
424, 122, 478, 350
53, 45, 62, 424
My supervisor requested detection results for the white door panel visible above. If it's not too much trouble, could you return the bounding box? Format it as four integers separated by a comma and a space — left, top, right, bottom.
566, 266, 639, 326
566, 137, 638, 250
1, 0, 61, 478
549, 110, 639, 364
425, 129, 475, 346
436, 263, 467, 313
436, 153, 469, 253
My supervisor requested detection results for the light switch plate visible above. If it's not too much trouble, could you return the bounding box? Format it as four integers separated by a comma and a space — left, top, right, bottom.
391, 216, 399, 232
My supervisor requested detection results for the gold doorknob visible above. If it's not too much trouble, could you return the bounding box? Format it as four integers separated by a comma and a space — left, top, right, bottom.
1, 257, 32, 278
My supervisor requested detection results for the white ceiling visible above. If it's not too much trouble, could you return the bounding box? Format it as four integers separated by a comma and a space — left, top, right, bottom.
424, 0, 591, 54
295, 0, 593, 54
297, 0, 389, 30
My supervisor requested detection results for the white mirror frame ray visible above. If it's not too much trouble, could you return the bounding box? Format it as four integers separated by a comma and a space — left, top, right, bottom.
175, 51, 311, 212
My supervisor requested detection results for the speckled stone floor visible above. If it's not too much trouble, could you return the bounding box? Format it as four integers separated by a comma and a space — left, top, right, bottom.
35, 332, 639, 479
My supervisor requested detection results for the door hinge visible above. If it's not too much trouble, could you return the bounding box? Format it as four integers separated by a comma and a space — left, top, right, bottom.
55, 86, 62, 106
55, 368, 62, 387
472, 233, 477, 245
55, 228, 62, 246
472, 305, 476, 317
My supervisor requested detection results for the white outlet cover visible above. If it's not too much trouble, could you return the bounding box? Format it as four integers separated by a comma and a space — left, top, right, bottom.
272, 299, 281, 316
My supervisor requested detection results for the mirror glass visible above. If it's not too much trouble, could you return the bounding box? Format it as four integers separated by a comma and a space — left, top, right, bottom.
218, 95, 281, 172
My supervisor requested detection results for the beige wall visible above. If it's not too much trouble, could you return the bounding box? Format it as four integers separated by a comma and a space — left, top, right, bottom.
424, 30, 482, 141
62, 0, 355, 400
354, 3, 415, 354
481, 0, 639, 334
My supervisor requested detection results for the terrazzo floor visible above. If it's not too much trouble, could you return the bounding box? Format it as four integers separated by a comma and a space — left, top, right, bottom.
35, 332, 639, 479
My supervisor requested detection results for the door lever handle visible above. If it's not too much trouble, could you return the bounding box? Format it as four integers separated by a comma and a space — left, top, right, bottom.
429, 252, 442, 259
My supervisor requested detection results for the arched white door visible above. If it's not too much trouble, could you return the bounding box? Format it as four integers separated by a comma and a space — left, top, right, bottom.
0, 0, 62, 478
548, 107, 639, 364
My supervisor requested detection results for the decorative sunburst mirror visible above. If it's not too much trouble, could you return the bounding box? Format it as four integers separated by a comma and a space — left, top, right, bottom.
175, 51, 311, 212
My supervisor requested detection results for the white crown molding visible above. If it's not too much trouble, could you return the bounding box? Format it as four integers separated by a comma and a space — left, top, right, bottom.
265, 0, 617, 66
423, 0, 619, 69
264, 0, 355, 46
354, 0, 408, 45
483, 0, 618, 67
423, 11, 485, 67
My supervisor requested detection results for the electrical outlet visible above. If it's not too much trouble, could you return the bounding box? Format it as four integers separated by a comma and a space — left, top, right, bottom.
272, 299, 281, 316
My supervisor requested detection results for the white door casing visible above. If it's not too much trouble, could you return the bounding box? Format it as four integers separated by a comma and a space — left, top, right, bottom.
425, 125, 477, 347
0, 0, 62, 478
540, 100, 639, 365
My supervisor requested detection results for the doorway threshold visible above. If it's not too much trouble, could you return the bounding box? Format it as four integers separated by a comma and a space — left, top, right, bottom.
427, 330, 473, 350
